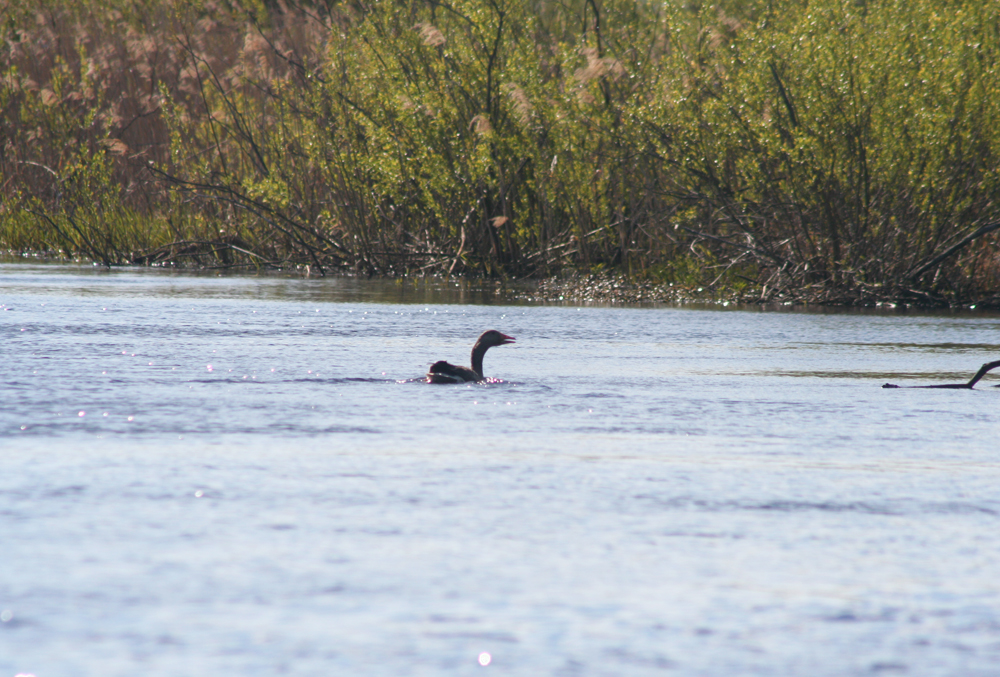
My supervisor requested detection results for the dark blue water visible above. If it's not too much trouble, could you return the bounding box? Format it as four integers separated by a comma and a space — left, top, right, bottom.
2, 263, 1000, 676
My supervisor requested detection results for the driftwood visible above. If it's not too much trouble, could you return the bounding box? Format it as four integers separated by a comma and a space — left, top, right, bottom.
882, 360, 1000, 389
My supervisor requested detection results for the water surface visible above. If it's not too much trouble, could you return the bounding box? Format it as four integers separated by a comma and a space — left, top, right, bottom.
2, 263, 1000, 676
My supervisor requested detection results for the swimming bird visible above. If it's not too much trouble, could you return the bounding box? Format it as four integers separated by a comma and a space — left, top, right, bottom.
427, 330, 515, 384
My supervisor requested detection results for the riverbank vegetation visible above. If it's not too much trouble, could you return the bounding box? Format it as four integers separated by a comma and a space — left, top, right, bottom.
3, 0, 999, 306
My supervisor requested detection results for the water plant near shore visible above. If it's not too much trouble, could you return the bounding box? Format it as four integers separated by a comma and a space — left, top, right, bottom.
2, 0, 999, 306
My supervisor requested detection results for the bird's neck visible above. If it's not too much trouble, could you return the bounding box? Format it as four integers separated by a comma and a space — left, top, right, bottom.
470, 341, 488, 378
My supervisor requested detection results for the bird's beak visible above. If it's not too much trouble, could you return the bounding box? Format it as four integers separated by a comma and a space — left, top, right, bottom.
499, 334, 516, 345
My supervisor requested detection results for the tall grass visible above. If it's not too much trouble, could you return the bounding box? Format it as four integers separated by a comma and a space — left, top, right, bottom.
2, 0, 999, 304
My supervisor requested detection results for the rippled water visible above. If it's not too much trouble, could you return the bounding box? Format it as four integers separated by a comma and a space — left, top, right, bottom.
3, 262, 1000, 676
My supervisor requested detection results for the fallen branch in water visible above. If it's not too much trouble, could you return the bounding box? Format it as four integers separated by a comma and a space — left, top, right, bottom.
882, 360, 1000, 389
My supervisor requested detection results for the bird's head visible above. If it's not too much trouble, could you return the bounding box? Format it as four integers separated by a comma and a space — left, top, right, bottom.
478, 330, 515, 347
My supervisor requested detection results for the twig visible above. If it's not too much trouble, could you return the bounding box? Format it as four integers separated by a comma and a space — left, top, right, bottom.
524, 226, 608, 260
447, 225, 467, 276
678, 225, 788, 267
908, 221, 1000, 282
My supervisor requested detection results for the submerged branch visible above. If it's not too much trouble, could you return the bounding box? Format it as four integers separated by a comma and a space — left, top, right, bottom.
882, 360, 1000, 389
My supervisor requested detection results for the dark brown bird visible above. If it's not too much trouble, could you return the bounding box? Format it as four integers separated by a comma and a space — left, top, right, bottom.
427, 330, 515, 384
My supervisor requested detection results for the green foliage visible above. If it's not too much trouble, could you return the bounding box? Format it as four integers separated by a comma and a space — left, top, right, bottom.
315, 0, 554, 272
2, 0, 999, 303
642, 0, 1000, 299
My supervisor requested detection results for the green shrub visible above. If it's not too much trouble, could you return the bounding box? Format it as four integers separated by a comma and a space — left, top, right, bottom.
2, 0, 998, 304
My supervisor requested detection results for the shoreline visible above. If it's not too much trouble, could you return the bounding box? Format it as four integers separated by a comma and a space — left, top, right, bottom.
4, 252, 998, 311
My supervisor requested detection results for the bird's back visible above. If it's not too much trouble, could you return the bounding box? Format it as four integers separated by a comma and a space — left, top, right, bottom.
426, 360, 478, 384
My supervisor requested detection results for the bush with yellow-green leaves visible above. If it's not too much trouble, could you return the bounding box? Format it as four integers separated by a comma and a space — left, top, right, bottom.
3, 0, 998, 305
